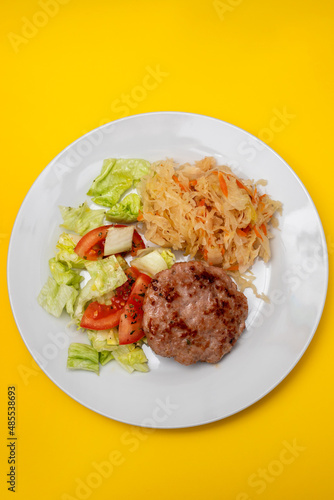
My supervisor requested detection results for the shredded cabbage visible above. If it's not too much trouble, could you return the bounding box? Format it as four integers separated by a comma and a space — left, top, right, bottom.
138, 157, 282, 289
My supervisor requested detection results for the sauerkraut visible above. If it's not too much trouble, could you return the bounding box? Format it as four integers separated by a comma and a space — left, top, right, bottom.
138, 157, 282, 294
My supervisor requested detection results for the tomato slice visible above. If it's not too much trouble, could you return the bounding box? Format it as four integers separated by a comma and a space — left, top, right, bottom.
118, 273, 151, 344
124, 266, 141, 285
80, 303, 124, 330
131, 230, 146, 256
74, 225, 114, 261
118, 310, 145, 344
74, 225, 145, 261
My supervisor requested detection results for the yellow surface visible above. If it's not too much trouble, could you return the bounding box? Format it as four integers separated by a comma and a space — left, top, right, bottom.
1, 1, 333, 499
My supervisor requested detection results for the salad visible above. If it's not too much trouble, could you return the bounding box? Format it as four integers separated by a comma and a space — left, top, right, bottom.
38, 156, 281, 376
38, 158, 175, 375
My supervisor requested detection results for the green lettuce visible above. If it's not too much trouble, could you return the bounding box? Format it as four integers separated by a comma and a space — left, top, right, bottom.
88, 329, 119, 352
49, 258, 83, 289
99, 351, 114, 366
85, 255, 127, 294
59, 201, 105, 235
38, 277, 78, 318
111, 344, 149, 373
67, 343, 99, 374
160, 249, 175, 268
106, 193, 142, 223
87, 158, 150, 208
55, 233, 86, 269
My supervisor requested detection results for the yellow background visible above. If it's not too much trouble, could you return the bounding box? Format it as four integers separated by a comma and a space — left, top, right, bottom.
1, 0, 333, 499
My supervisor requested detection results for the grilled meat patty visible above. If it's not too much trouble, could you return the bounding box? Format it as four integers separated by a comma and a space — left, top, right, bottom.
142, 261, 248, 366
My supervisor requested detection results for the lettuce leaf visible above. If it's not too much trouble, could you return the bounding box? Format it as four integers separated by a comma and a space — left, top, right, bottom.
88, 329, 119, 352
55, 233, 86, 269
160, 249, 175, 269
106, 193, 142, 223
67, 343, 99, 374
87, 158, 150, 208
37, 277, 78, 318
99, 351, 114, 366
49, 258, 83, 289
59, 201, 105, 235
111, 344, 149, 373
110, 158, 151, 185
85, 255, 127, 294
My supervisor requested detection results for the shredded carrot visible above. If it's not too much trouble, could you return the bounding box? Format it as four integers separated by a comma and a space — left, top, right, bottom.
189, 180, 197, 187
236, 179, 254, 201
221, 246, 226, 255
218, 172, 228, 197
254, 226, 263, 241
137, 210, 144, 221
236, 179, 245, 190
236, 228, 248, 237
260, 223, 267, 236
198, 198, 206, 206
227, 264, 239, 271
172, 175, 188, 192
203, 248, 208, 261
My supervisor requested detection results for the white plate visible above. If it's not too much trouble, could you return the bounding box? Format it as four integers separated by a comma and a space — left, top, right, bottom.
7, 112, 328, 428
